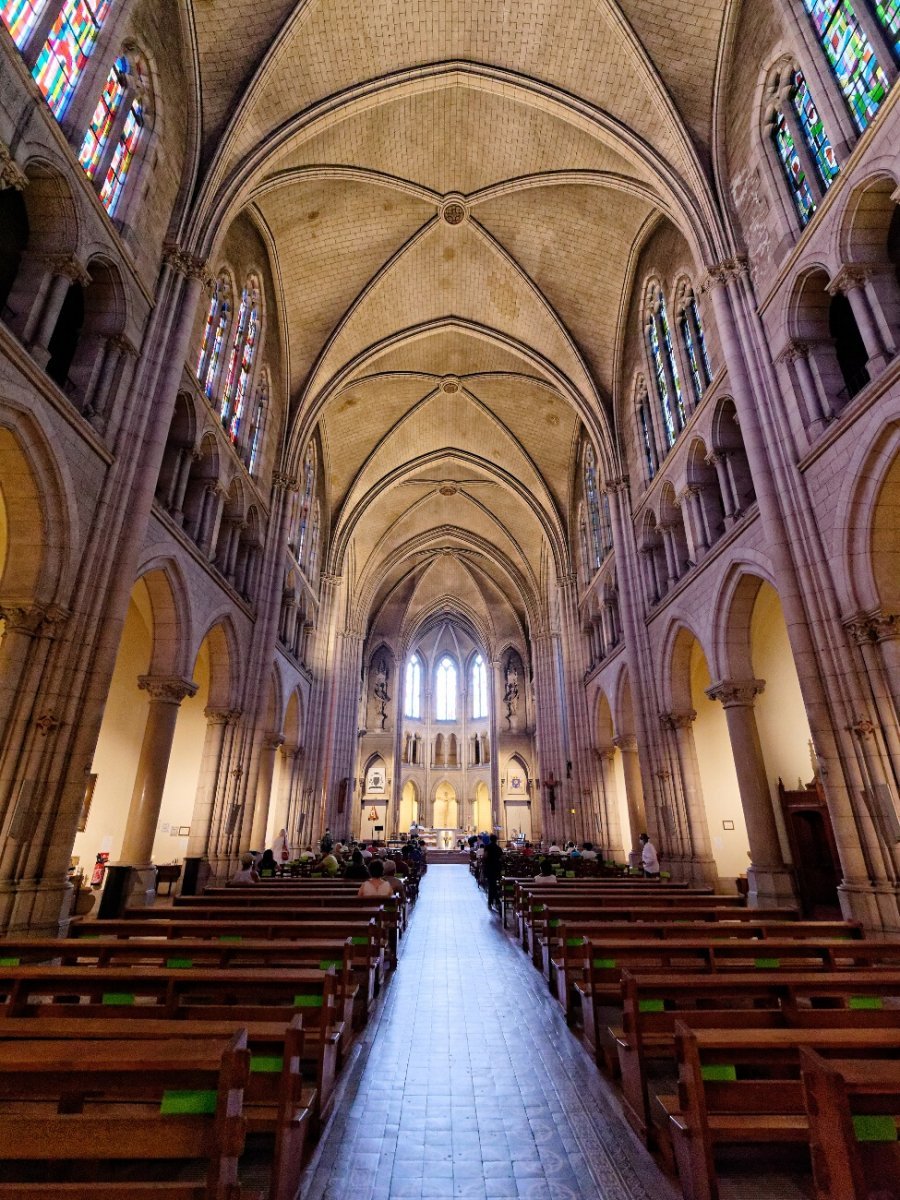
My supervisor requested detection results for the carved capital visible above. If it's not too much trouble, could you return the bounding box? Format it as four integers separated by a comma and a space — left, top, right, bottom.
844, 609, 900, 644
595, 747, 616, 763
678, 486, 699, 506
0, 143, 27, 191
0, 602, 68, 637
162, 243, 211, 288
827, 265, 869, 297
46, 255, 91, 287
660, 709, 697, 731
706, 678, 765, 708
203, 706, 234, 726
606, 474, 630, 495
776, 339, 811, 365
272, 471, 299, 491
138, 675, 198, 704
108, 333, 138, 358
612, 734, 637, 752
699, 255, 750, 294
264, 732, 286, 751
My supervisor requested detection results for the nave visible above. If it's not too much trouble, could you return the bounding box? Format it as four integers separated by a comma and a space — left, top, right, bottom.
304, 865, 671, 1200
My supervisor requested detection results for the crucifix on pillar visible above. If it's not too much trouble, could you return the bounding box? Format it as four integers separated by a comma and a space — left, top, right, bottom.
544, 772, 558, 813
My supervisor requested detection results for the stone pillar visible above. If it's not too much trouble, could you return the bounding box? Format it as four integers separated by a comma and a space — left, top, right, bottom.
118, 676, 197, 903
249, 733, 285, 850
707, 452, 736, 526
706, 679, 797, 907
659, 524, 678, 586
661, 710, 719, 885
679, 487, 706, 560
29, 256, 91, 368
612, 734, 645, 851
827, 266, 891, 377
271, 744, 299, 847
596, 748, 626, 860
169, 449, 197, 524
777, 340, 831, 432
186, 708, 236, 858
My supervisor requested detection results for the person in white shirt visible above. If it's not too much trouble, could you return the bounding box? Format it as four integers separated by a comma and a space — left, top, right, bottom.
640, 833, 660, 878
357, 859, 395, 899
580, 842, 598, 861
534, 859, 558, 883
229, 852, 259, 885
547, 842, 563, 855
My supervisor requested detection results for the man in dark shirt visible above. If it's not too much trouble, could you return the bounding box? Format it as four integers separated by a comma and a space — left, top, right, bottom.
483, 833, 504, 913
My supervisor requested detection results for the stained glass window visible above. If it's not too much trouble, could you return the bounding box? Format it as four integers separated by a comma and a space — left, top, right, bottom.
648, 317, 677, 449
78, 56, 127, 177
246, 379, 267, 474
680, 294, 714, 403
33, 0, 112, 119
197, 280, 230, 400
1, 0, 48, 48
296, 447, 314, 560
308, 506, 320, 578
773, 109, 817, 225
875, 0, 900, 58
404, 655, 422, 719
472, 655, 488, 719
802, 1, 889, 131
792, 70, 841, 189
97, 99, 141, 214
599, 492, 613, 557
221, 287, 250, 420
227, 296, 258, 443
584, 444, 603, 569
435, 657, 457, 721
691, 298, 713, 383
658, 291, 686, 428
639, 398, 656, 480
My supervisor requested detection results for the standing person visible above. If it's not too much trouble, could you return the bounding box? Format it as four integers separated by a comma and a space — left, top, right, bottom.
319, 828, 333, 855
640, 833, 660, 879
483, 833, 504, 913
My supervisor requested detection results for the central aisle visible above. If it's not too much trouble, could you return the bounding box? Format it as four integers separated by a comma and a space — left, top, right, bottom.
303, 866, 672, 1200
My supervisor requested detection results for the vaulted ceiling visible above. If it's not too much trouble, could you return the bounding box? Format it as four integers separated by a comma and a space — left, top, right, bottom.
185, 0, 735, 646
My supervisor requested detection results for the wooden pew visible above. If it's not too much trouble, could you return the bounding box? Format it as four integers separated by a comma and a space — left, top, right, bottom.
545, 918, 862, 992
517, 889, 729, 948
568, 936, 900, 1032
802, 1048, 900, 1200
613, 969, 900, 1141
668, 1023, 900, 1200
0, 964, 343, 1123
0, 1030, 260, 1199
0, 1016, 314, 1200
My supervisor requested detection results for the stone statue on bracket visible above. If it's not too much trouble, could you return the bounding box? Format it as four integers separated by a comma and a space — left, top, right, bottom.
503, 655, 519, 728
373, 657, 390, 730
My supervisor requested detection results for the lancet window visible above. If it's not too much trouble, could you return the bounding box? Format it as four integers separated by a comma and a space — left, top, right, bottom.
1, 0, 48, 47
471, 654, 488, 720
801, 0, 893, 131
197, 275, 231, 400
679, 291, 714, 403
404, 654, 422, 720
245, 375, 268, 475
221, 278, 260, 441
647, 289, 684, 450
78, 53, 147, 216
33, 0, 112, 118
770, 68, 840, 228
435, 657, 457, 721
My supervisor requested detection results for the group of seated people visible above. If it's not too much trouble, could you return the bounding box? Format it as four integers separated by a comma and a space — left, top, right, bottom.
230, 837, 426, 901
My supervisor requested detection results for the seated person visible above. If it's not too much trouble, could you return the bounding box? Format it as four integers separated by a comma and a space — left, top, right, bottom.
319, 850, 340, 876
357, 859, 394, 899
298, 846, 315, 861
580, 841, 598, 861
343, 849, 370, 881
230, 852, 259, 884
534, 858, 558, 883
547, 840, 563, 855
382, 858, 407, 901
257, 848, 278, 877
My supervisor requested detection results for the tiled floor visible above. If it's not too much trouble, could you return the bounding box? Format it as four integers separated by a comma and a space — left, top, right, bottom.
302, 865, 676, 1200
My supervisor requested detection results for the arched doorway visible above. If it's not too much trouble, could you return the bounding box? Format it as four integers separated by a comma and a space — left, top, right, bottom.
433, 781, 458, 846
399, 779, 419, 833
473, 780, 491, 835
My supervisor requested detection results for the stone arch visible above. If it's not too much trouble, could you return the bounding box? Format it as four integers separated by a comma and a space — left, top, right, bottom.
659, 479, 689, 579
134, 561, 190, 678
840, 419, 900, 614
710, 396, 755, 514
594, 688, 615, 748
66, 255, 128, 405
686, 434, 725, 549
193, 613, 240, 710
282, 687, 304, 747
0, 408, 73, 606
790, 265, 870, 407
839, 171, 900, 267
665, 620, 709, 715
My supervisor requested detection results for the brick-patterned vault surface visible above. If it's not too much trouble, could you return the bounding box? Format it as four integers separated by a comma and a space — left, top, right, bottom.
301, 866, 674, 1200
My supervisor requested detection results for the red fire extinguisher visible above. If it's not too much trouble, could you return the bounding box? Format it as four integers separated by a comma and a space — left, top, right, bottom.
90, 851, 109, 887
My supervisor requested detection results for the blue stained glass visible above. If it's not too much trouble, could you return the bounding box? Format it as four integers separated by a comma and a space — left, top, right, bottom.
639, 401, 656, 479
584, 444, 603, 569
875, 0, 900, 58
649, 318, 676, 449
681, 311, 704, 402
802, 0, 890, 131
691, 298, 713, 383
33, 0, 112, 120
658, 292, 686, 429
773, 109, 817, 225
792, 71, 840, 190
1, 0, 47, 47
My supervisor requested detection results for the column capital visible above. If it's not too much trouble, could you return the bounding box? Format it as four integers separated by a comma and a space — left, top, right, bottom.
0, 601, 69, 637
0, 142, 28, 191
203, 706, 239, 725
606, 474, 630, 494
138, 675, 198, 703
44, 254, 91, 287
660, 709, 697, 731
264, 732, 286, 751
827, 264, 869, 296
108, 333, 139, 358
699, 255, 750, 293
776, 339, 812, 365
594, 746, 616, 763
612, 734, 637, 752
162, 243, 212, 288
843, 608, 900, 644
272, 470, 299, 491
677, 486, 700, 506
706, 678, 765, 708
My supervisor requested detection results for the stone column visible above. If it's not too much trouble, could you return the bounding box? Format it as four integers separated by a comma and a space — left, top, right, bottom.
827, 266, 891, 377
706, 679, 797, 907
706, 452, 736, 526
118, 675, 197, 903
612, 734, 645, 852
169, 449, 197, 525
186, 708, 236, 858
249, 733, 285, 850
679, 487, 706, 561
596, 748, 626, 860
271, 744, 299, 847
661, 710, 718, 885
29, 255, 91, 368
777, 340, 831, 432
659, 524, 678, 586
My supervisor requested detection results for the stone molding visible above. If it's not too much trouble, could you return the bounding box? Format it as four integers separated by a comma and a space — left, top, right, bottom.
827, 265, 870, 296
847, 716, 877, 740
0, 602, 69, 637
162, 243, 212, 288
776, 339, 811, 365
138, 675, 199, 704
272, 471, 299, 490
44, 254, 91, 287
699, 254, 750, 294
843, 609, 900, 644
612, 734, 637, 752
204, 706, 241, 725
705, 678, 765, 708
660, 709, 697, 730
